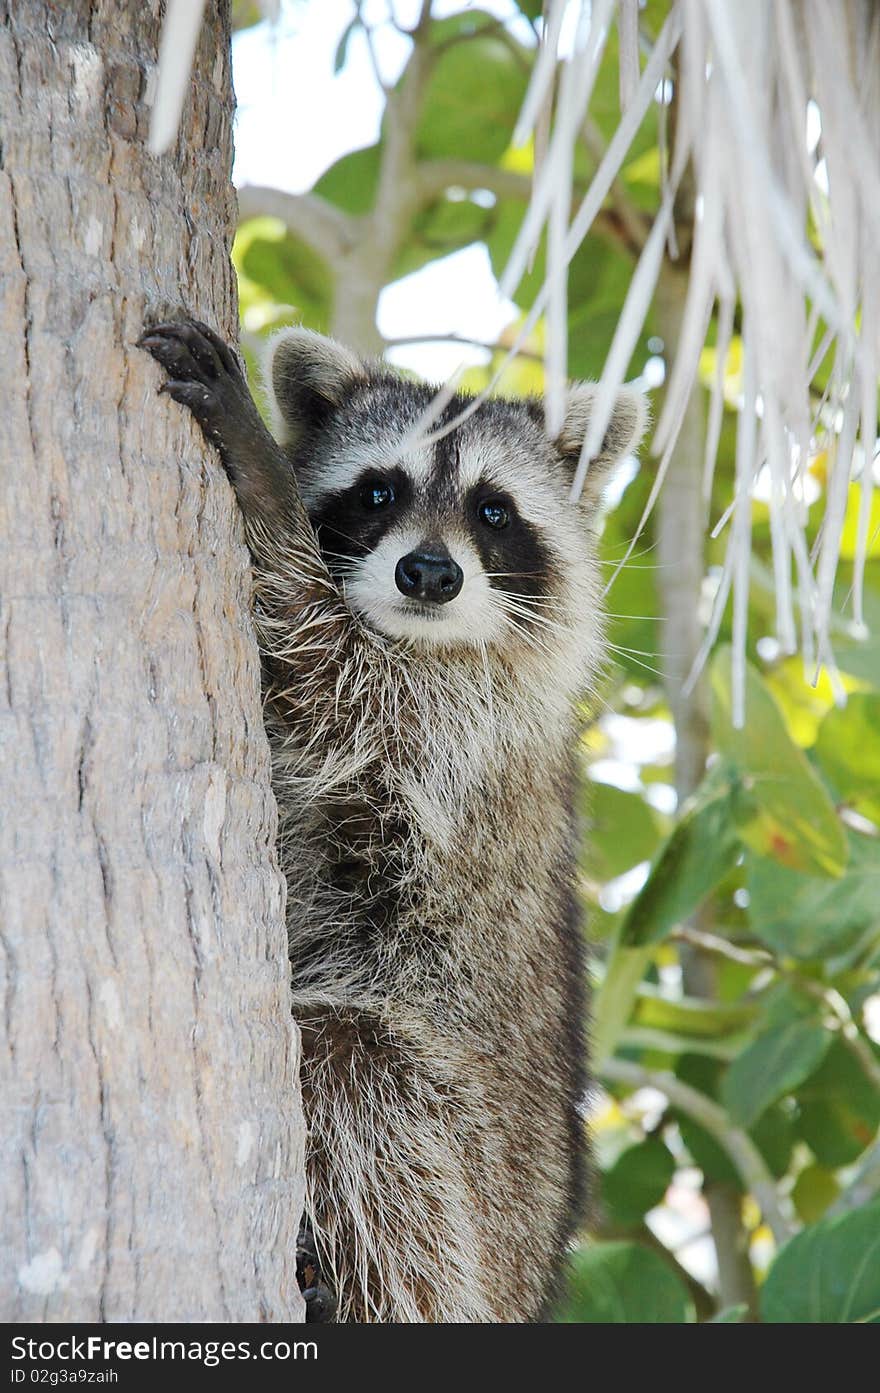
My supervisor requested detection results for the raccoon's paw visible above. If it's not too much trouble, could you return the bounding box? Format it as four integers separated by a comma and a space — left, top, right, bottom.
301, 1280, 336, 1324
137, 318, 258, 464
297, 1221, 337, 1324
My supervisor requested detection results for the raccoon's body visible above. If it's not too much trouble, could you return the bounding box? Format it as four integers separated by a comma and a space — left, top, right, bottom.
139, 319, 646, 1323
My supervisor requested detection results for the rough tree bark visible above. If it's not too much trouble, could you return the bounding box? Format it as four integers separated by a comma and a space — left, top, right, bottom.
0, 0, 304, 1320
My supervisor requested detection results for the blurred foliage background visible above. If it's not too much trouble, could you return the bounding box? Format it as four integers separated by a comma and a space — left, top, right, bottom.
230, 0, 880, 1322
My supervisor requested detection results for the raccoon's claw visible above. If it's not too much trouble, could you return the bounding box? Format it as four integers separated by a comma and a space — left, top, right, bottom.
141, 318, 245, 382
137, 319, 257, 463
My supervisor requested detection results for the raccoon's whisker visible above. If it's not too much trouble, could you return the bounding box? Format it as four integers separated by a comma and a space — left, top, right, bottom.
318, 523, 372, 552
493, 596, 569, 637
604, 611, 667, 622
490, 587, 559, 608
600, 539, 659, 563
492, 593, 561, 622
505, 611, 568, 639
488, 589, 566, 611
495, 606, 560, 661
482, 571, 546, 580
321, 547, 361, 564
604, 559, 681, 571
605, 642, 663, 659
605, 645, 665, 679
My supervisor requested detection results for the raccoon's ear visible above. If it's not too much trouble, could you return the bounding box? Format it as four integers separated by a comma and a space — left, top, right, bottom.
263, 327, 366, 446
555, 382, 649, 501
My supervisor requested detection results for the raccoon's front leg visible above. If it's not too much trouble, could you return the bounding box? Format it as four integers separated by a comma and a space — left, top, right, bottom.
138, 319, 302, 539
138, 318, 353, 699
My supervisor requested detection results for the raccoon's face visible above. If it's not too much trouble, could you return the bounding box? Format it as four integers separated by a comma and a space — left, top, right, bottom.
265, 329, 646, 658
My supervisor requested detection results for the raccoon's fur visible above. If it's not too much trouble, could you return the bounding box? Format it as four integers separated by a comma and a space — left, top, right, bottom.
139, 318, 647, 1323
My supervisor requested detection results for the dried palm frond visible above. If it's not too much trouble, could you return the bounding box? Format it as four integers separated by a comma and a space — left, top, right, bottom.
151, 1, 880, 722
509, 0, 880, 721
148, 0, 207, 156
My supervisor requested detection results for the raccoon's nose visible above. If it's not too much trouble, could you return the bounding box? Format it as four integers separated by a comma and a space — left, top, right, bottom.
395, 548, 464, 604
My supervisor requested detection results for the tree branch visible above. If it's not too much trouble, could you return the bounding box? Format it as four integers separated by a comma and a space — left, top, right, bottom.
592, 1216, 717, 1321
383, 332, 543, 364
236, 184, 357, 265
830, 1132, 880, 1215
600, 1056, 796, 1245
354, 2, 392, 95
415, 159, 535, 203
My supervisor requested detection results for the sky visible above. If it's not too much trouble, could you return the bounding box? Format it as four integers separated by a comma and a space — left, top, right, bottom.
231, 0, 531, 380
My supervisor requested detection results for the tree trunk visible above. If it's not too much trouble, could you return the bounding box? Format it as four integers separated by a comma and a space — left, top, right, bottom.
656, 261, 758, 1318
0, 0, 304, 1321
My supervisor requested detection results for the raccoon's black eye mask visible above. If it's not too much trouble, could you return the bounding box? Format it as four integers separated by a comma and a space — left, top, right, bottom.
310, 468, 412, 574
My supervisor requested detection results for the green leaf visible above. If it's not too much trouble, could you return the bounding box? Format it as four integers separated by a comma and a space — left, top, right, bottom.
815, 693, 880, 825
795, 1040, 880, 1167
751, 1105, 798, 1178
711, 647, 848, 877
834, 565, 880, 686
333, 15, 361, 74
485, 205, 652, 375
395, 195, 497, 281
512, 0, 543, 19
622, 1025, 746, 1061
675, 1056, 795, 1183
746, 831, 880, 960
313, 143, 382, 215
633, 986, 756, 1039
601, 469, 663, 681
798, 1099, 879, 1168
792, 1164, 841, 1224
583, 780, 664, 881
721, 1022, 830, 1129
758, 980, 820, 1029
709, 1304, 749, 1323
761, 1202, 880, 1323
236, 219, 332, 334
557, 1243, 694, 1323
566, 248, 653, 380
231, 0, 263, 31
601, 1138, 676, 1229
677, 1115, 739, 1185
679, 1109, 796, 1186
415, 14, 530, 165
620, 767, 741, 946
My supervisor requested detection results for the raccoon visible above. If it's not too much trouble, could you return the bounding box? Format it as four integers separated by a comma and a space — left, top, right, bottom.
138, 318, 646, 1323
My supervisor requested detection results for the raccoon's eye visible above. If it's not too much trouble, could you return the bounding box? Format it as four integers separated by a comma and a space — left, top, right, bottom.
360, 480, 395, 510
479, 499, 510, 530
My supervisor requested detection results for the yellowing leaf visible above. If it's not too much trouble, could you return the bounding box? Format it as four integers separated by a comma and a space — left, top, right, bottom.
712, 648, 848, 877
623, 148, 661, 186
764, 657, 839, 747
500, 136, 535, 174
698, 334, 743, 403
808, 449, 829, 484
839, 481, 880, 560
